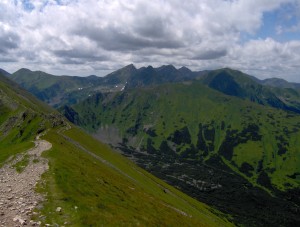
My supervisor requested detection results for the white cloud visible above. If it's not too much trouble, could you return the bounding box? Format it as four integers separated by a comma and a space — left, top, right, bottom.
0, 0, 300, 81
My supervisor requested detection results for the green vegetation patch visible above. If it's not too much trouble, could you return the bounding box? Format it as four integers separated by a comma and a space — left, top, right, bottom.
38, 127, 232, 226
13, 154, 30, 173
0, 142, 33, 167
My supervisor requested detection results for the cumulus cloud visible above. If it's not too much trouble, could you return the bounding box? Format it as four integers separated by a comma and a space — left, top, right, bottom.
0, 0, 300, 81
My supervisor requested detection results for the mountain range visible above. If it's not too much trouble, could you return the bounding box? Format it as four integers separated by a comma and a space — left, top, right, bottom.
61, 74, 300, 226
6, 65, 300, 113
0, 72, 231, 225
2, 65, 300, 226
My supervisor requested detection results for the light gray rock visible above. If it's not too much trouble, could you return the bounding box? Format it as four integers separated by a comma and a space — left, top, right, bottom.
56, 207, 62, 213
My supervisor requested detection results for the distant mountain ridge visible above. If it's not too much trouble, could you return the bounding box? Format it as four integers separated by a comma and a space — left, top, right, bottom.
0, 68, 11, 77
260, 77, 300, 89
4, 64, 206, 107
199, 68, 300, 113
9, 68, 103, 107
102, 64, 205, 88
4, 65, 300, 113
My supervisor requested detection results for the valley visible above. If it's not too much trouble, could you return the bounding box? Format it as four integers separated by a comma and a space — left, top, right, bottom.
2, 1, 300, 226
2, 65, 300, 226
0, 72, 232, 226
62, 79, 300, 226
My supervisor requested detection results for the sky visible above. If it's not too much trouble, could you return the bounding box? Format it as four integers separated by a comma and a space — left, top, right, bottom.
1, 0, 300, 81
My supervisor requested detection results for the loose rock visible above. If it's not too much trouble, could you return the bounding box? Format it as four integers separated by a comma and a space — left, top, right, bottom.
0, 139, 52, 226
56, 207, 62, 213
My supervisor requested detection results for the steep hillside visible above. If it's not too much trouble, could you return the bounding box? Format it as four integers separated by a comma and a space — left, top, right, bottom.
9, 68, 105, 107
0, 73, 231, 226
199, 68, 300, 113
101, 64, 138, 85
0, 68, 11, 77
260, 78, 300, 89
0, 72, 56, 163
62, 81, 300, 226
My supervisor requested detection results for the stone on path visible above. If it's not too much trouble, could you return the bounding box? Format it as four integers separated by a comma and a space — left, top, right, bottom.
0, 139, 52, 226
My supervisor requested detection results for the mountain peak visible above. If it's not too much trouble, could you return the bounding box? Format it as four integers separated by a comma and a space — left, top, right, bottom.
179, 66, 190, 70
14, 68, 32, 74
117, 64, 137, 73
263, 77, 288, 84
156, 64, 177, 72
87, 75, 100, 81
126, 63, 136, 69
102, 64, 138, 85
146, 65, 154, 69
178, 66, 192, 73
218, 67, 238, 73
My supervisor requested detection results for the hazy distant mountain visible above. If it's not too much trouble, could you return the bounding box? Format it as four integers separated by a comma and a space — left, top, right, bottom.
9, 68, 103, 107
7, 65, 205, 107
126, 64, 203, 88
101, 64, 204, 88
199, 68, 300, 113
260, 77, 300, 89
0, 68, 11, 77
9, 65, 300, 114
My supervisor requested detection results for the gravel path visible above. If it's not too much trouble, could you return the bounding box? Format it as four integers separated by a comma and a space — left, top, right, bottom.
0, 139, 52, 226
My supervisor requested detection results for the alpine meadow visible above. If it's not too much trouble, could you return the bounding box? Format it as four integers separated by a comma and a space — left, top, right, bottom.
1, 0, 300, 226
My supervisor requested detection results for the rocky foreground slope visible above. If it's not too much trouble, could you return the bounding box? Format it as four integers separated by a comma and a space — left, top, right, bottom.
0, 138, 51, 226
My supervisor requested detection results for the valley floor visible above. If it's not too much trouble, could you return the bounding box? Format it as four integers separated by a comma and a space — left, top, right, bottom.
0, 138, 51, 226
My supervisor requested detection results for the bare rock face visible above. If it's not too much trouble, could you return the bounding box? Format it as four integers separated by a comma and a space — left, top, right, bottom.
0, 139, 52, 226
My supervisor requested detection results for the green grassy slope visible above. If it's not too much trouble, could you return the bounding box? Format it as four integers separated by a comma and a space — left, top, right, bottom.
63, 81, 300, 226
0, 73, 57, 165
0, 74, 231, 226
38, 126, 232, 226
268, 86, 300, 110
64, 81, 300, 190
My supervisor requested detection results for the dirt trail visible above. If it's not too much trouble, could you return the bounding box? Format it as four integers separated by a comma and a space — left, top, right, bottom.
0, 139, 52, 226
